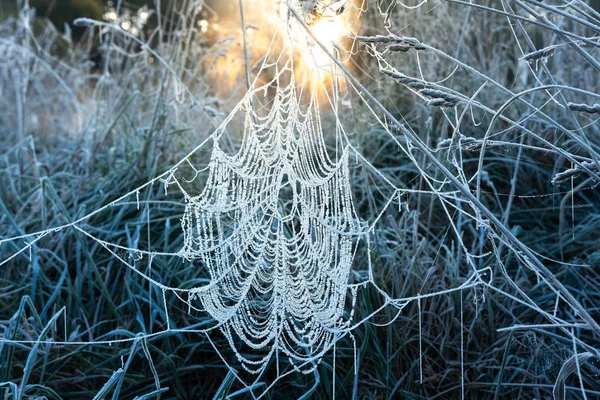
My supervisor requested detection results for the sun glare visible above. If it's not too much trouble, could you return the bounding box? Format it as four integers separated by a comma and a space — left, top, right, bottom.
306, 17, 348, 68
206, 1, 359, 95
311, 17, 348, 44
278, 3, 353, 79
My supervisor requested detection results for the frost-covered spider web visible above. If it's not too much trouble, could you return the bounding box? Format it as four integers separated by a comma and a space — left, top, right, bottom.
179, 58, 364, 376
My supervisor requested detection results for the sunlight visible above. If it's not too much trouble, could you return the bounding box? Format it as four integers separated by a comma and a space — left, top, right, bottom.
306, 17, 348, 68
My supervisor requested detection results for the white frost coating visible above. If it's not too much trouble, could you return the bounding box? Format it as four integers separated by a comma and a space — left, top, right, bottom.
180, 58, 363, 375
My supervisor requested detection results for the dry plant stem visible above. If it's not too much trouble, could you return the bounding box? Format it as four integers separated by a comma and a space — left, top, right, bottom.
501, 0, 600, 170
446, 0, 600, 48
238, 0, 258, 125
475, 84, 600, 202
239, 0, 252, 91
374, 36, 600, 170
528, 0, 600, 33
286, 3, 600, 339
371, 55, 598, 181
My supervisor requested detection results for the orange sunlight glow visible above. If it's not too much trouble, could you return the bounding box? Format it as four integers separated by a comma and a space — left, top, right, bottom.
205, 1, 360, 98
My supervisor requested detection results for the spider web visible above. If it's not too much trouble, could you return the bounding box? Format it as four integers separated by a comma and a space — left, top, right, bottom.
179, 58, 364, 376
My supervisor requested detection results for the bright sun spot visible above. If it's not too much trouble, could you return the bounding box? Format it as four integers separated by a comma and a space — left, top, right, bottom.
206, 1, 358, 92
311, 18, 347, 44
307, 18, 348, 67
274, 1, 352, 74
